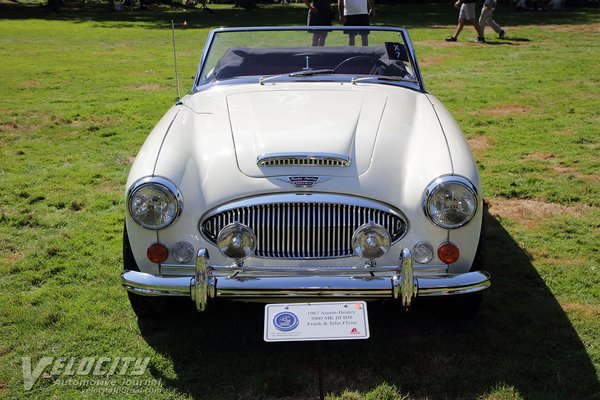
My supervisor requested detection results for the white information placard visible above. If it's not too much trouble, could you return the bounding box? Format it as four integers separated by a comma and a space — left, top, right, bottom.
264, 301, 370, 342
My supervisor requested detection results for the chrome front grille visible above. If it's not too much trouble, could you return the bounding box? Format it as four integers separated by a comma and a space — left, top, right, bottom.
201, 197, 407, 259
257, 153, 351, 167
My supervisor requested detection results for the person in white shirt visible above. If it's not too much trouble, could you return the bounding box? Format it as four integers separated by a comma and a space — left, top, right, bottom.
338, 0, 375, 46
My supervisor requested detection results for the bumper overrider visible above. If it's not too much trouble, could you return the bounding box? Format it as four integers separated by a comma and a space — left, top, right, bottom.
121, 249, 490, 312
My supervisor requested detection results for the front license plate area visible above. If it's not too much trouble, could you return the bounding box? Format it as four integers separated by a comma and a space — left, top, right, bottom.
264, 301, 370, 342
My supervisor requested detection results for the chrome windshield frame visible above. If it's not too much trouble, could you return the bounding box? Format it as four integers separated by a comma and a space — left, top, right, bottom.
191, 26, 426, 93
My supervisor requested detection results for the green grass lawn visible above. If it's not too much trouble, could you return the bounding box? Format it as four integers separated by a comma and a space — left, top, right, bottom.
0, 3, 598, 399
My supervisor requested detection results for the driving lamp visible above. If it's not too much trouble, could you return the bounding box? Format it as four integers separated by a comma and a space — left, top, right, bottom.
217, 222, 257, 261
352, 223, 391, 260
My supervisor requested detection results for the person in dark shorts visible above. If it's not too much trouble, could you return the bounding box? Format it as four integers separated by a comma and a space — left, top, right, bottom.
446, 0, 485, 43
338, 0, 375, 46
304, 0, 334, 46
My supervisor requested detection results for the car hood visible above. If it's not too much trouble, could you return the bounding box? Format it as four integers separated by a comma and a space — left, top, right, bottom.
226, 89, 387, 177
141, 83, 459, 210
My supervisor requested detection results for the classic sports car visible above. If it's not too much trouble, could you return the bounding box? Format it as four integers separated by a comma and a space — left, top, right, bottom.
121, 26, 490, 317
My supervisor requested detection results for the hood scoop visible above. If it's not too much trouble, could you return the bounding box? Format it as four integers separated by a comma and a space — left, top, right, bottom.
227, 89, 388, 178
257, 152, 351, 168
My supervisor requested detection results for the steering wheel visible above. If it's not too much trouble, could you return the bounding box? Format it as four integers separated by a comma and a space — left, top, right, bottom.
333, 55, 389, 75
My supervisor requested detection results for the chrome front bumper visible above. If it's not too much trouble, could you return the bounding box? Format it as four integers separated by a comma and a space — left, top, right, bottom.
121, 249, 491, 312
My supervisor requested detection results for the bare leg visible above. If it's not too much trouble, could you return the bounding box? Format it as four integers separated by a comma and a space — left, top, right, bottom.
452, 20, 465, 38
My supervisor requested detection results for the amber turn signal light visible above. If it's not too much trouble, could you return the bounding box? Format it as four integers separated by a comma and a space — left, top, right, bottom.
147, 242, 169, 264
438, 242, 460, 264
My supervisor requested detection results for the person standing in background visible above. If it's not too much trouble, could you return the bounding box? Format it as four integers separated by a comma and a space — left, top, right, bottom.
338, 0, 375, 46
446, 0, 485, 43
479, 0, 506, 39
304, 0, 334, 46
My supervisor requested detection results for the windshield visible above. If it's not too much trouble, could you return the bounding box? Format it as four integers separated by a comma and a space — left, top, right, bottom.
195, 27, 422, 89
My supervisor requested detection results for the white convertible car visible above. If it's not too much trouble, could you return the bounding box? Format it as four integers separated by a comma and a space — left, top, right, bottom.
121, 26, 490, 317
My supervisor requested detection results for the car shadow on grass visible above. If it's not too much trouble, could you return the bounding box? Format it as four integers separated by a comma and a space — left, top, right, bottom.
137, 207, 599, 400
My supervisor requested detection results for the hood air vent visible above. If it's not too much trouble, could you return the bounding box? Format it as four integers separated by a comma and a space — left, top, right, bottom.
257, 153, 351, 168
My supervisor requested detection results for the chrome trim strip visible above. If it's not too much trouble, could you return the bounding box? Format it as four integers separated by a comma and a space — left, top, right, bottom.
160, 264, 195, 276
159, 263, 447, 275
257, 152, 351, 167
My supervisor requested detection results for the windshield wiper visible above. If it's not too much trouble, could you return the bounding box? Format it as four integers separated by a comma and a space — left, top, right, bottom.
351, 75, 418, 85
288, 69, 335, 77
259, 69, 335, 85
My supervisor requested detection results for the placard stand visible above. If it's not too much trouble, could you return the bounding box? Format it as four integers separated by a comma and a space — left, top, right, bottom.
317, 341, 324, 400
264, 301, 371, 400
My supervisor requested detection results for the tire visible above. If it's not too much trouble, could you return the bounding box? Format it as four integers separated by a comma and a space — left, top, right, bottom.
123, 224, 185, 319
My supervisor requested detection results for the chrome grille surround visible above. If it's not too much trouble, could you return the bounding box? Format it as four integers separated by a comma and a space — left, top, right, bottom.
199, 194, 408, 259
257, 152, 351, 167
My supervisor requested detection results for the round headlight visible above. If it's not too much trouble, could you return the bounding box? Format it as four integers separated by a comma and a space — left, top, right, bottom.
352, 223, 391, 260
424, 177, 478, 229
217, 222, 256, 261
128, 178, 181, 230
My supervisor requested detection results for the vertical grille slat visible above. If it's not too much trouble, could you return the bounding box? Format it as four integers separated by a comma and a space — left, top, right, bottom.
202, 200, 407, 259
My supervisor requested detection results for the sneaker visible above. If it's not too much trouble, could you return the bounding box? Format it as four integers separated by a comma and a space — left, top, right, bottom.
499, 30, 506, 39
475, 36, 485, 43
445, 36, 457, 42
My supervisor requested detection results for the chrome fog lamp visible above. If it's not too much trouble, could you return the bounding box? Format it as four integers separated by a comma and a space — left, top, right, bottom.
172, 241, 195, 263
217, 222, 256, 262
424, 176, 478, 229
412, 242, 434, 264
352, 223, 391, 261
128, 177, 182, 230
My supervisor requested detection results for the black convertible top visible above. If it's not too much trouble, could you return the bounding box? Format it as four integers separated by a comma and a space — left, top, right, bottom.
209, 44, 409, 81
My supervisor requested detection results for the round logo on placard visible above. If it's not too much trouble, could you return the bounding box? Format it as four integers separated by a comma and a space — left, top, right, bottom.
273, 311, 299, 332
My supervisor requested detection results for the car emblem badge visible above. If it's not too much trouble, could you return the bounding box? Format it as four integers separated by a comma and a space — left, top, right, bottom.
278, 176, 330, 188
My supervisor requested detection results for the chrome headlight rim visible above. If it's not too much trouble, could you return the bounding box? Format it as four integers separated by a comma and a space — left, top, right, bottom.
127, 176, 183, 230
423, 175, 479, 229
